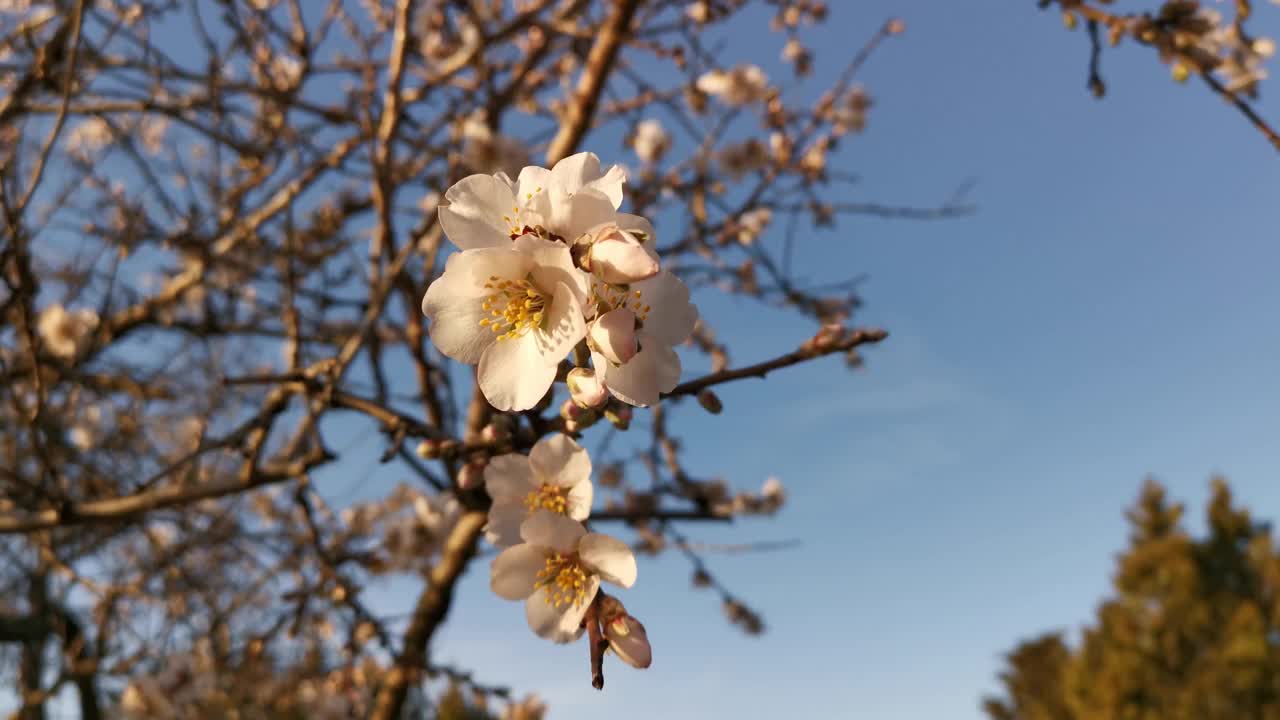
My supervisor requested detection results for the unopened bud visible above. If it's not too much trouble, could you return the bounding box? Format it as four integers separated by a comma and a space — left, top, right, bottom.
589, 308, 638, 365
1062, 11, 1076, 30
605, 615, 652, 669
604, 404, 632, 430
696, 389, 723, 415
416, 439, 441, 459
887, 18, 905, 35
481, 422, 510, 444
1171, 62, 1190, 83
560, 398, 599, 431
592, 237, 660, 284
567, 368, 608, 409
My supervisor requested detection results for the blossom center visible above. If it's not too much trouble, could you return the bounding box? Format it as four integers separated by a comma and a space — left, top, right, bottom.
524, 483, 570, 515
478, 276, 547, 340
535, 553, 590, 609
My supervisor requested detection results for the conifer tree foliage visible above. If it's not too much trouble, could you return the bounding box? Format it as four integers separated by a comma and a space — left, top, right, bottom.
984, 479, 1280, 720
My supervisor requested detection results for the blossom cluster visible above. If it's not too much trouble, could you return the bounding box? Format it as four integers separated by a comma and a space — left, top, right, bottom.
422, 152, 698, 412
482, 434, 651, 669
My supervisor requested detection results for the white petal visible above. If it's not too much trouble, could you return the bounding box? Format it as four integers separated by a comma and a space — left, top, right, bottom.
421, 248, 533, 364
578, 533, 637, 588
605, 615, 652, 669
524, 578, 598, 643
633, 271, 698, 347
477, 335, 558, 412
484, 454, 537, 501
596, 334, 681, 407
490, 544, 546, 600
516, 234, 592, 308
422, 285, 493, 365
485, 500, 528, 548
529, 434, 591, 488
589, 307, 638, 365
549, 152, 603, 193
439, 174, 519, 249
585, 164, 628, 209
567, 481, 594, 521
615, 212, 655, 243
591, 238, 659, 285
554, 189, 619, 241
531, 281, 587, 365
520, 509, 585, 553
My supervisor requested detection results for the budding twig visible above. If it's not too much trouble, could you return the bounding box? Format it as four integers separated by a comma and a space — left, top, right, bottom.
584, 595, 608, 690
664, 327, 887, 398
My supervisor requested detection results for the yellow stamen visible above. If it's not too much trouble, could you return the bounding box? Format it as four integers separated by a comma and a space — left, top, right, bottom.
524, 483, 570, 515
477, 277, 548, 340
535, 553, 591, 609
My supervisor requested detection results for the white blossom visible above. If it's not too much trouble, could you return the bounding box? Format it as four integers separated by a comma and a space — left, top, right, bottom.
437, 152, 626, 251
421, 235, 589, 411
588, 271, 698, 407
631, 119, 670, 164
696, 64, 770, 106
484, 433, 593, 547
490, 511, 636, 643
37, 304, 98, 359
734, 207, 772, 245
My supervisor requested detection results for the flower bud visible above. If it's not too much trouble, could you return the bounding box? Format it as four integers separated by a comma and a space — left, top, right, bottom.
481, 422, 510, 444
415, 439, 440, 459
604, 404, 632, 430
589, 308, 638, 365
560, 398, 599, 431
594, 238, 659, 284
696, 389, 722, 415
604, 615, 652, 669
581, 224, 660, 284
567, 367, 608, 409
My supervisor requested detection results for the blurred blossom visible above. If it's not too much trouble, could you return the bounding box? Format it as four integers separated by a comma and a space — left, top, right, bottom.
631, 118, 670, 164
696, 64, 770, 106
37, 304, 98, 359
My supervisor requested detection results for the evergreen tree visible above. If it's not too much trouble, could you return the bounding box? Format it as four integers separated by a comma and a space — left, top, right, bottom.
984, 478, 1280, 720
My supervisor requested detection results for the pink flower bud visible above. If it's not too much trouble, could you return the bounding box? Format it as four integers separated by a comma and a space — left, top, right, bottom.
605, 615, 652, 669
567, 368, 608, 408
696, 389, 723, 414
589, 308, 638, 365
592, 237, 660, 284
604, 404, 632, 430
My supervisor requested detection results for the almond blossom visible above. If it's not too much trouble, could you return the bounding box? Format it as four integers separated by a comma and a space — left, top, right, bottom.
437, 152, 625, 251
631, 118, 670, 164
490, 511, 637, 643
484, 433, 593, 547
37, 304, 98, 359
421, 235, 589, 411
588, 271, 699, 406
696, 64, 770, 106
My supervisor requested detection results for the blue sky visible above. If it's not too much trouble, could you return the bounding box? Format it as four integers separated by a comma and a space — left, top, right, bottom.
372, 2, 1280, 718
